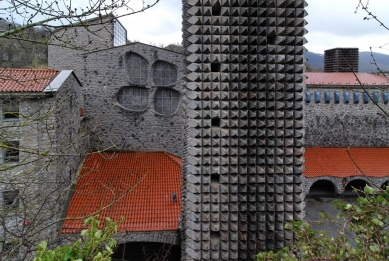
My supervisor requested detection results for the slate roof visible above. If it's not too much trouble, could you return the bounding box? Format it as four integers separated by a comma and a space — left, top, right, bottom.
304, 72, 389, 86
304, 147, 389, 178
0, 68, 60, 92
62, 151, 182, 233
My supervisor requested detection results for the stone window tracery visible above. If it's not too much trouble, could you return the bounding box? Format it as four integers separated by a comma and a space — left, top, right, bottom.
126, 53, 148, 85
154, 88, 180, 115
152, 61, 177, 86
117, 87, 148, 111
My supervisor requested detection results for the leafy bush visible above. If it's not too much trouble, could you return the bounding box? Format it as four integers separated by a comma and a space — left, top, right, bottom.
34, 216, 118, 261
257, 185, 389, 260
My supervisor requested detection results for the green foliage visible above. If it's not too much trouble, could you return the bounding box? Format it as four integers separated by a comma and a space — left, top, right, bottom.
33, 216, 118, 261
257, 185, 389, 261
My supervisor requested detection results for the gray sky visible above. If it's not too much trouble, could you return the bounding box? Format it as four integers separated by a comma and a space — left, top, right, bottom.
1, 0, 388, 55
118, 0, 389, 54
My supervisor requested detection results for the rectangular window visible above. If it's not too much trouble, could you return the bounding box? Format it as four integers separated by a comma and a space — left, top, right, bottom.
3, 190, 19, 208
3, 141, 19, 164
305, 91, 311, 103
2, 241, 18, 257
325, 92, 330, 103
383, 92, 388, 104
373, 92, 379, 102
354, 92, 360, 103
334, 92, 340, 103
364, 92, 369, 104
344, 92, 350, 103
315, 91, 321, 103
2, 100, 19, 120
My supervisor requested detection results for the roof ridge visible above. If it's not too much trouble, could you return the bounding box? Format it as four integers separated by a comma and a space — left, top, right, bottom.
0, 68, 60, 72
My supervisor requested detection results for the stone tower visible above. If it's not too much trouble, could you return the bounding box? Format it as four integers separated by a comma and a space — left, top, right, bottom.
181, 0, 307, 260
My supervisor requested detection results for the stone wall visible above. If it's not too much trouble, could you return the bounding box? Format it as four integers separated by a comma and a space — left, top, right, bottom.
115, 231, 179, 245
48, 18, 115, 83
305, 85, 389, 147
82, 43, 184, 156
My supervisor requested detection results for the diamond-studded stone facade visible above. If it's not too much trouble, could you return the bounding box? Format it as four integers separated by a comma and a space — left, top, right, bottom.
181, 0, 307, 259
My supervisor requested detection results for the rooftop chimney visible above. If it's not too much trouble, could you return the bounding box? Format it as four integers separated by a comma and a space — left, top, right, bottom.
324, 48, 359, 72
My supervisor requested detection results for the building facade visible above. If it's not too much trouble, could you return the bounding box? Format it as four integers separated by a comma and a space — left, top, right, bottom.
0, 69, 84, 259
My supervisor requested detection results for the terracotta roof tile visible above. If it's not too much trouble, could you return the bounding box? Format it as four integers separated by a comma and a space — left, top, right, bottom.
304, 72, 389, 86
304, 147, 389, 178
62, 151, 182, 233
0, 68, 59, 92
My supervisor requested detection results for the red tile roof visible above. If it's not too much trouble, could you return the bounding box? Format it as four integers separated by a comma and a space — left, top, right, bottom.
0, 68, 59, 92
304, 147, 389, 178
304, 72, 389, 86
62, 151, 182, 233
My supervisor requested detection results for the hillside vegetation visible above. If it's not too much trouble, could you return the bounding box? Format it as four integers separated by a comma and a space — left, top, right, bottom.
0, 17, 48, 69
305, 51, 389, 73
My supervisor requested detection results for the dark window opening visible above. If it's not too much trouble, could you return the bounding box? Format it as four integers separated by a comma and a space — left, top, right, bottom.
3, 141, 19, 163
307, 180, 336, 198
2, 242, 17, 256
211, 63, 221, 72
267, 35, 276, 45
112, 242, 181, 261
210, 231, 220, 240
211, 118, 220, 127
381, 181, 389, 190
211, 174, 219, 183
3, 190, 19, 208
2, 100, 19, 120
212, 4, 221, 16
344, 179, 369, 197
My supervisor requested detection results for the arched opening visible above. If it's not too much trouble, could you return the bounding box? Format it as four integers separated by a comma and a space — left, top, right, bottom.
344, 179, 369, 197
381, 180, 389, 190
307, 180, 336, 198
111, 242, 181, 261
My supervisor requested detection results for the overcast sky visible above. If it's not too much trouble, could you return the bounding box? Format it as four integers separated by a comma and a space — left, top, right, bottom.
117, 0, 389, 55
1, 0, 388, 55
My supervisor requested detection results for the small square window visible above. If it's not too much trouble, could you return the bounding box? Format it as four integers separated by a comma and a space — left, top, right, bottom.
211, 118, 220, 127
3, 190, 19, 208
211, 63, 221, 72
2, 100, 19, 120
3, 141, 19, 164
212, 4, 221, 16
